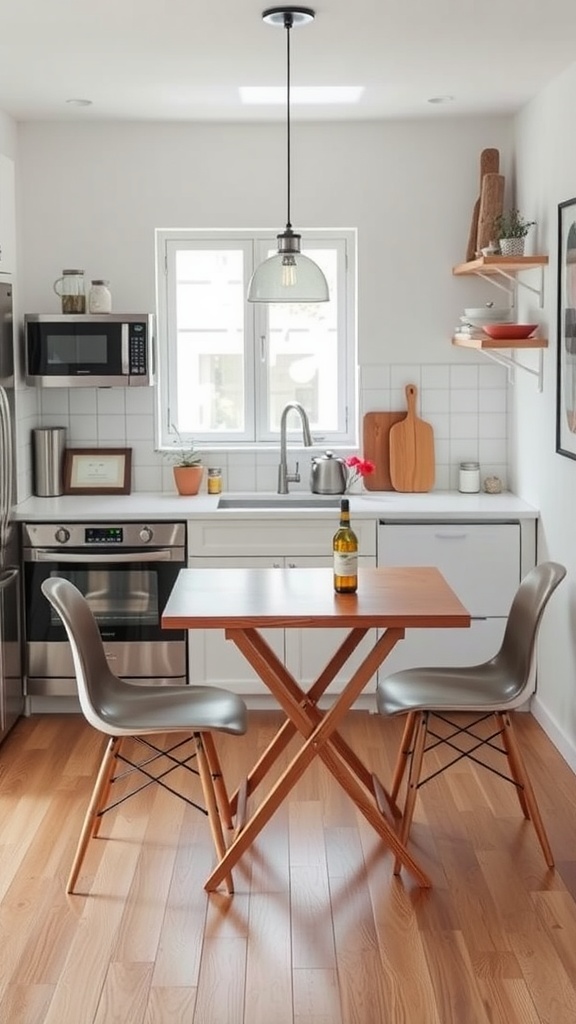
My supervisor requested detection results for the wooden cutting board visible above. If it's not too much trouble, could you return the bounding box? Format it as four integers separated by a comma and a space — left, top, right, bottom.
362, 411, 405, 490
389, 384, 435, 492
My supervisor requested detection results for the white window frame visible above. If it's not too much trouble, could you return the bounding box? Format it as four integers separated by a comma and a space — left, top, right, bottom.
155, 228, 357, 450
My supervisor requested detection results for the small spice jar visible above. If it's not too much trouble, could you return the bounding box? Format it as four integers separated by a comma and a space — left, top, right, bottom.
207, 467, 222, 494
459, 461, 480, 493
88, 280, 112, 314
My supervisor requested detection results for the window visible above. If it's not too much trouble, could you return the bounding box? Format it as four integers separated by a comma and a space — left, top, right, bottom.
156, 229, 356, 449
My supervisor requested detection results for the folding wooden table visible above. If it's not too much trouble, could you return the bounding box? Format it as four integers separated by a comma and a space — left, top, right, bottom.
162, 565, 470, 890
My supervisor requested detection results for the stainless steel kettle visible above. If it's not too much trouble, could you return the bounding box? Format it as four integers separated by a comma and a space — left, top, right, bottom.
310, 450, 348, 494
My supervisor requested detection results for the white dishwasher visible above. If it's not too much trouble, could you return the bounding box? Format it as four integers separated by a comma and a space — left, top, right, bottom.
377, 521, 521, 675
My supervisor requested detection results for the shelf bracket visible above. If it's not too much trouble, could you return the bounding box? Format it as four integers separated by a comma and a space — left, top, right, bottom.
472, 265, 545, 307
475, 347, 544, 391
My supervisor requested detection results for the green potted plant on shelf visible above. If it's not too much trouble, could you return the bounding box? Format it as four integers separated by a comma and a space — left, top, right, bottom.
492, 209, 536, 257
165, 427, 204, 495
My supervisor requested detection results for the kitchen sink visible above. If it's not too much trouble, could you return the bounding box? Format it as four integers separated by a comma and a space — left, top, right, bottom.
217, 495, 342, 510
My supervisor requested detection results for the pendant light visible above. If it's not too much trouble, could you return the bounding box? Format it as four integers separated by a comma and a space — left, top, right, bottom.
247, 7, 329, 303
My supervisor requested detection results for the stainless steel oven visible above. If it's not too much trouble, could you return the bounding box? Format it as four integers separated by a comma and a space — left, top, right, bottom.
23, 521, 187, 696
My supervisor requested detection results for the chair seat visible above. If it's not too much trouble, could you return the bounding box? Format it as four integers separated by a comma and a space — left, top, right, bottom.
377, 658, 526, 717
96, 675, 247, 736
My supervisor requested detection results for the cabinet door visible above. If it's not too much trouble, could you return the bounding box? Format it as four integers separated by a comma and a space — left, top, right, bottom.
187, 556, 284, 693
378, 523, 520, 615
284, 555, 378, 696
0, 155, 15, 276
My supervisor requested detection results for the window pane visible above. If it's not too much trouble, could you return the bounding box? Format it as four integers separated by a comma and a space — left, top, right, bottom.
266, 249, 339, 432
175, 249, 245, 433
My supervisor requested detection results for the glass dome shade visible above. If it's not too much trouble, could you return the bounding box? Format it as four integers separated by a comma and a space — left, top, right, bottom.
247, 243, 329, 303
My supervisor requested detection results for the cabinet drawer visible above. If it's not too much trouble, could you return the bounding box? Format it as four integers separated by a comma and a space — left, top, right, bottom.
188, 517, 376, 557
377, 523, 520, 616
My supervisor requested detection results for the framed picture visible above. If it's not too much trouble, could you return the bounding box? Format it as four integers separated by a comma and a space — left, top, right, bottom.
557, 198, 576, 459
63, 448, 132, 495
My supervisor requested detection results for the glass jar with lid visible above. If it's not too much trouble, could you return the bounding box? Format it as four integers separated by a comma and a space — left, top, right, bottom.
458, 461, 480, 493
53, 269, 86, 314
88, 280, 112, 314
207, 467, 222, 494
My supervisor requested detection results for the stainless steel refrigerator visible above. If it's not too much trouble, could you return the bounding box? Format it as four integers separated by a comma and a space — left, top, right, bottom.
0, 280, 23, 742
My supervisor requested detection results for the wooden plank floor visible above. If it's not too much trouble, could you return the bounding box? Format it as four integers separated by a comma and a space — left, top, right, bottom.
1, 710, 576, 1023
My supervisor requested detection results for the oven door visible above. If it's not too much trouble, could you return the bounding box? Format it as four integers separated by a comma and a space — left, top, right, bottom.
24, 547, 187, 693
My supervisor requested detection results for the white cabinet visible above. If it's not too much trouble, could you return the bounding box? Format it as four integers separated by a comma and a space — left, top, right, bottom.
0, 155, 16, 276
376, 521, 528, 675
187, 518, 377, 697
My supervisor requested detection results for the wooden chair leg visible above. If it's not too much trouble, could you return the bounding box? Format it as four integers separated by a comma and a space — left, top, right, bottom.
394, 712, 428, 875
195, 732, 234, 895
495, 712, 530, 819
202, 731, 234, 830
67, 736, 120, 894
499, 712, 555, 869
390, 712, 417, 804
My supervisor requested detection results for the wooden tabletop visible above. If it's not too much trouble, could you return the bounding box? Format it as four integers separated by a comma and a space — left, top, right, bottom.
161, 566, 471, 630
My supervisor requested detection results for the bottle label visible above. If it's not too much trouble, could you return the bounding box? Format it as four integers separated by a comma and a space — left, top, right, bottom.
334, 552, 358, 576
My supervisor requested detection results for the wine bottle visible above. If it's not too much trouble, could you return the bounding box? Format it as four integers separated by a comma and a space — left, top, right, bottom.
333, 497, 358, 593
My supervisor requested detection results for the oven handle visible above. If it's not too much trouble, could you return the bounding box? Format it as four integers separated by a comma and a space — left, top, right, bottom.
29, 549, 176, 564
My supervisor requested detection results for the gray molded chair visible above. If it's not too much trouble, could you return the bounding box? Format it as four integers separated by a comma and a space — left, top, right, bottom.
42, 576, 247, 895
376, 561, 566, 871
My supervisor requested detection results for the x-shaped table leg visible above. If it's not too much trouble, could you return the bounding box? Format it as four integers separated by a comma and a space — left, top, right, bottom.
205, 626, 431, 891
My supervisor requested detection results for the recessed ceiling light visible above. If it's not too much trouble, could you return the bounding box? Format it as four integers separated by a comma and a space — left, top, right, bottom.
240, 85, 364, 105
66, 98, 93, 107
427, 95, 454, 105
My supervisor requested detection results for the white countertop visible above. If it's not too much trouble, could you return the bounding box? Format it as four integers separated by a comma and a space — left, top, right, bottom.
12, 490, 539, 522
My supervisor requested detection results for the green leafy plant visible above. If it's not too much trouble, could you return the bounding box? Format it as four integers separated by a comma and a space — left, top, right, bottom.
164, 425, 203, 467
493, 209, 536, 240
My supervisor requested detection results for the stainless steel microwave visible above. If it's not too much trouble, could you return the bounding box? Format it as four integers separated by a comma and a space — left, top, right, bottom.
25, 313, 155, 387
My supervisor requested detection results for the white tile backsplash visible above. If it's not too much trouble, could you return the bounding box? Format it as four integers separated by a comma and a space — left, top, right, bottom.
31, 360, 509, 494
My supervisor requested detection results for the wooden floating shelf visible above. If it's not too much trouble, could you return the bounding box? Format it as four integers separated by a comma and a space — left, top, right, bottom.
452, 255, 549, 276
452, 335, 548, 350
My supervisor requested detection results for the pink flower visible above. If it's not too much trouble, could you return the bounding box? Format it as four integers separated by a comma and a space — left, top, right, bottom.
345, 455, 375, 492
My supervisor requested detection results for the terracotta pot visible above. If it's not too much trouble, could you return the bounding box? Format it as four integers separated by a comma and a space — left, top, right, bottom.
173, 465, 204, 495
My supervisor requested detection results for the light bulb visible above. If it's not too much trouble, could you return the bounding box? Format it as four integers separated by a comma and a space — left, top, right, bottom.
281, 254, 297, 288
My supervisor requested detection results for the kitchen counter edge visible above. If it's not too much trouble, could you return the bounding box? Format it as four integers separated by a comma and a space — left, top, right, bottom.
12, 491, 539, 523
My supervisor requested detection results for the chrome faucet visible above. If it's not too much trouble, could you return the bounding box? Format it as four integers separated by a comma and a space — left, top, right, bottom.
278, 402, 313, 494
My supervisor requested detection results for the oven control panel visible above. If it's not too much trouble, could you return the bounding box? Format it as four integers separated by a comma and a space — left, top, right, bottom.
22, 522, 186, 550
86, 527, 123, 544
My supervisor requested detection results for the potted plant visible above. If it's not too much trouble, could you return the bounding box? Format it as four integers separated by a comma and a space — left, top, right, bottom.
165, 428, 204, 495
492, 209, 536, 256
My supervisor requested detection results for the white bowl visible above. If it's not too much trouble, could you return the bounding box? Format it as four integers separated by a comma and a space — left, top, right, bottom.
460, 313, 513, 328
464, 307, 512, 320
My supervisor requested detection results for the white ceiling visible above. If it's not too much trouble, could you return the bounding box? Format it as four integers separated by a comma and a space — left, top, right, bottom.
2, 0, 576, 123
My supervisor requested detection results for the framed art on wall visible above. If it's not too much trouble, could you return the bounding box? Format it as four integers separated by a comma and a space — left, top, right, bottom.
557, 197, 576, 459
63, 448, 132, 494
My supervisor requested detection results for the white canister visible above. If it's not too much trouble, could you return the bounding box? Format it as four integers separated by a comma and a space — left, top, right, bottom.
459, 461, 480, 493
88, 279, 112, 314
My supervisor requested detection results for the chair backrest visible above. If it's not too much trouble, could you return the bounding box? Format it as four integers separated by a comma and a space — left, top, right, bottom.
41, 576, 121, 732
495, 561, 566, 704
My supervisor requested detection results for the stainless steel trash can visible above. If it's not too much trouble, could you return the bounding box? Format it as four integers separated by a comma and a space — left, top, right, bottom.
33, 427, 66, 497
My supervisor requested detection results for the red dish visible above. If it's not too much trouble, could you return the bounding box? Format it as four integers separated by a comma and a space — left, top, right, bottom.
482, 323, 538, 340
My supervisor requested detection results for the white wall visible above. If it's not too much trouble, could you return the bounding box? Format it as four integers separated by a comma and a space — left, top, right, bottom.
15, 117, 515, 493
510, 67, 576, 769
0, 109, 16, 158
18, 118, 513, 357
